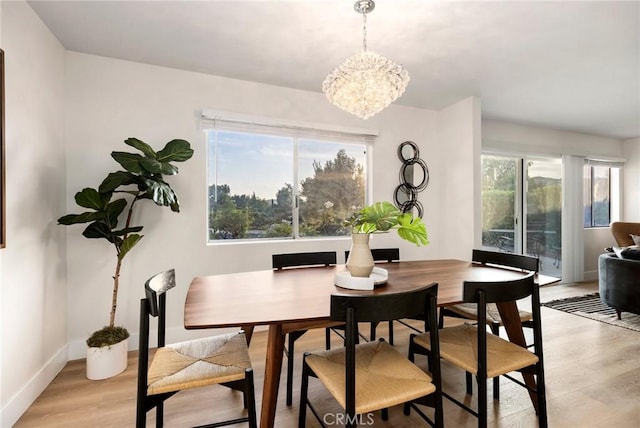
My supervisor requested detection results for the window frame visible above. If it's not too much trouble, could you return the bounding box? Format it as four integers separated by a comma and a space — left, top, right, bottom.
202, 110, 376, 243
583, 161, 622, 229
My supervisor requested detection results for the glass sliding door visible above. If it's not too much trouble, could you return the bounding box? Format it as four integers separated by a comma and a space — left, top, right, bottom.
525, 157, 562, 277
481, 154, 562, 277
481, 155, 520, 253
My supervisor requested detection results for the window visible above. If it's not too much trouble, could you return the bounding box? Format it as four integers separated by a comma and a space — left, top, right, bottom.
583, 161, 621, 228
204, 114, 373, 242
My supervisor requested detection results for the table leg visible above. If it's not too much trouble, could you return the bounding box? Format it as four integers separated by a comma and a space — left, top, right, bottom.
240, 324, 255, 345
260, 323, 285, 428
495, 301, 539, 412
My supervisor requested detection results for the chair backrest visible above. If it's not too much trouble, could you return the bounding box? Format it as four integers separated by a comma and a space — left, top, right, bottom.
144, 269, 176, 318
330, 284, 436, 324
330, 284, 440, 417
461, 272, 541, 379
344, 247, 400, 263
462, 271, 536, 305
472, 249, 539, 273
272, 251, 336, 270
138, 269, 176, 396
610, 222, 640, 247
141, 269, 176, 345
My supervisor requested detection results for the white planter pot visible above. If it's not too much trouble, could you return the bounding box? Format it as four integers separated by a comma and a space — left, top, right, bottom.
86, 339, 128, 380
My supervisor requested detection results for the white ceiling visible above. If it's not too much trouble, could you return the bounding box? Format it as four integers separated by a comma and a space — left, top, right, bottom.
27, 0, 640, 140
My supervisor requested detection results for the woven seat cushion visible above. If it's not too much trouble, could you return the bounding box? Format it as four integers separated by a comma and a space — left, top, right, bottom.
413, 324, 538, 378
446, 303, 532, 325
147, 332, 251, 395
305, 340, 436, 414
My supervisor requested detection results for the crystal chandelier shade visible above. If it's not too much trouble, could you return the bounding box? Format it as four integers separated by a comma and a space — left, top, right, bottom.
322, 0, 410, 120
323, 50, 410, 120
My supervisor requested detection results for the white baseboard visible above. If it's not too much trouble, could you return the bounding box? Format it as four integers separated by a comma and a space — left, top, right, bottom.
0, 344, 67, 427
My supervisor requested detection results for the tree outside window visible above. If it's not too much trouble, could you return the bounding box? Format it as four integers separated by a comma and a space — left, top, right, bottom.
207, 130, 367, 241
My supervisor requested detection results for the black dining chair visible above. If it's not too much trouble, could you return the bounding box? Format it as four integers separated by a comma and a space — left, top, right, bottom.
299, 283, 443, 428
345, 247, 400, 344
136, 269, 257, 428
272, 251, 344, 407
440, 249, 539, 398
409, 272, 547, 428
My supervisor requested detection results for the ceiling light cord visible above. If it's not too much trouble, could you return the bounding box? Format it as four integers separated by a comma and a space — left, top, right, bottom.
362, 10, 368, 52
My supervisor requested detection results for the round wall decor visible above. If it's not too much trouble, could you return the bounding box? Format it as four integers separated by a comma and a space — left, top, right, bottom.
394, 141, 429, 217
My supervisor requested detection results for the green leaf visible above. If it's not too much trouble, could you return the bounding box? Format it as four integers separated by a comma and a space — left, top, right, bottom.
145, 179, 178, 208
105, 198, 128, 227
57, 212, 99, 225
111, 152, 144, 173
138, 157, 179, 176
396, 214, 429, 246
112, 226, 144, 236
160, 162, 179, 176
361, 201, 401, 232
124, 137, 157, 159
138, 157, 164, 174
99, 171, 138, 193
156, 139, 194, 163
75, 188, 108, 211
82, 222, 115, 243
118, 234, 143, 260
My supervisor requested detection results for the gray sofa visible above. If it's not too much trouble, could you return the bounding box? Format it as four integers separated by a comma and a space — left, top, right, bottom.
598, 253, 640, 318
598, 222, 640, 318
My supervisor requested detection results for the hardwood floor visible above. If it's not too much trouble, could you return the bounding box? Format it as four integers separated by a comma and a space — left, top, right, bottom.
15, 281, 640, 427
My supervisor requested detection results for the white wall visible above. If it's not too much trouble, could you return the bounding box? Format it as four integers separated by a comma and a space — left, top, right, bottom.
0, 1, 67, 426
482, 119, 629, 281
64, 52, 478, 358
623, 137, 640, 221
434, 97, 482, 258
483, 120, 625, 158
583, 227, 616, 279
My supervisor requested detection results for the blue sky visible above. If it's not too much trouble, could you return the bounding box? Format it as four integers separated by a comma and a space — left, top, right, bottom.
207, 130, 366, 200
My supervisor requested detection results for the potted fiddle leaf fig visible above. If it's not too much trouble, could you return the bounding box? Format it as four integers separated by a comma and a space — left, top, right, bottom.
58, 137, 193, 379
344, 201, 428, 277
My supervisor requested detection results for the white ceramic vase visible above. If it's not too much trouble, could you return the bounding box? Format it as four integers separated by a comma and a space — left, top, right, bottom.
86, 339, 128, 380
346, 233, 375, 277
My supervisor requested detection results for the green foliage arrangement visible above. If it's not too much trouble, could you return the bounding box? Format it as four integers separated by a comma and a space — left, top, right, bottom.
58, 138, 194, 346
345, 201, 429, 246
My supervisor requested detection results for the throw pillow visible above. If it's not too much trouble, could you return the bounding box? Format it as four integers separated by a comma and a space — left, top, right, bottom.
621, 246, 640, 260
630, 234, 640, 246
612, 246, 625, 258
613, 245, 640, 260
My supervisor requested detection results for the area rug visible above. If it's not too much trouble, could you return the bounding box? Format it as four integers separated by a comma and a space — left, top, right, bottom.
541, 293, 640, 332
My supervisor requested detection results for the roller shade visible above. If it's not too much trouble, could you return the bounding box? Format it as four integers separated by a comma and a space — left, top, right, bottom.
201, 109, 378, 144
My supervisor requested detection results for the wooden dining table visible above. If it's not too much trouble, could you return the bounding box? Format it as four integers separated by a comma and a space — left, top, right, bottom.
184, 259, 559, 428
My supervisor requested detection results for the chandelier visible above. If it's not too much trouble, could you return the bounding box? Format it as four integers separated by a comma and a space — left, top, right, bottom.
322, 0, 410, 120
